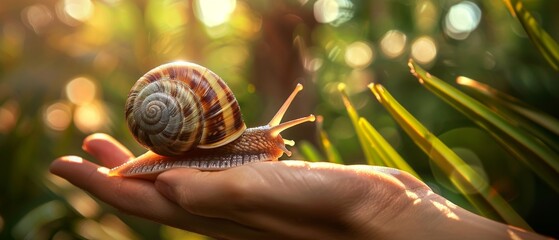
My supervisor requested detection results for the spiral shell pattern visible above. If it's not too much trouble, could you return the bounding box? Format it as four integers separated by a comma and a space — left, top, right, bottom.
125, 62, 246, 156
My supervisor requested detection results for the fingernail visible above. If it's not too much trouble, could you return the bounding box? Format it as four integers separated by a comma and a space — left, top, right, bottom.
155, 180, 175, 200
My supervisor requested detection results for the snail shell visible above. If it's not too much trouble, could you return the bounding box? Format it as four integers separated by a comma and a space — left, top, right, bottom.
125, 62, 246, 156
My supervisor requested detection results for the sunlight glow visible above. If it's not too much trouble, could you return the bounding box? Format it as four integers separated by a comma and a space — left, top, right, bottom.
456, 76, 483, 89
345, 41, 373, 69
44, 102, 72, 131
405, 190, 422, 205
380, 30, 407, 59
507, 228, 523, 240
411, 36, 437, 64
65, 77, 96, 105
97, 167, 110, 175
65, 156, 84, 163
431, 201, 460, 220
195, 0, 236, 27
444, 1, 481, 40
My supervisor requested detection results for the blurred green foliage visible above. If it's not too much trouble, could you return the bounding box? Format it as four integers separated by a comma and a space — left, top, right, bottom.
1, 0, 558, 239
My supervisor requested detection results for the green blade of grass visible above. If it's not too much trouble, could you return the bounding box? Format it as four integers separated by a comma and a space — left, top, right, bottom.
298, 141, 324, 162
369, 83, 531, 230
339, 83, 384, 166
503, 0, 559, 71
358, 117, 421, 179
316, 116, 344, 164
409, 59, 559, 193
457, 76, 559, 153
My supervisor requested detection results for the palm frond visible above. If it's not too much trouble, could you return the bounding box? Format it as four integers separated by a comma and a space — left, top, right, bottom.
409, 60, 559, 192
369, 83, 531, 230
502, 0, 559, 71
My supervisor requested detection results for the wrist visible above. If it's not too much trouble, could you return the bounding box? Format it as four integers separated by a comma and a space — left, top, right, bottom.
409, 193, 549, 240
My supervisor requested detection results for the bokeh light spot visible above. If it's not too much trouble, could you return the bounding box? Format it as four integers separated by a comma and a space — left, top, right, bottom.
411, 36, 437, 64
314, 0, 353, 26
444, 1, 481, 40
314, 0, 339, 23
345, 41, 373, 69
74, 101, 106, 133
195, 0, 236, 27
67, 191, 100, 218
346, 69, 374, 94
0, 100, 19, 134
44, 102, 72, 131
380, 30, 407, 59
63, 0, 94, 22
65, 77, 97, 105
448, 148, 489, 194
22, 4, 53, 34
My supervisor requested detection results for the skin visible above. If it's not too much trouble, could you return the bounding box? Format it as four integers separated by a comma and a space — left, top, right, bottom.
50, 133, 551, 240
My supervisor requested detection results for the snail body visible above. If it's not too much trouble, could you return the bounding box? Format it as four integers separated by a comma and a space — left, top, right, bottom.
109, 61, 315, 179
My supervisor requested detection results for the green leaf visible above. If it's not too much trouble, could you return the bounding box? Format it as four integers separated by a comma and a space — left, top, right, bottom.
503, 0, 559, 71
316, 116, 344, 164
298, 140, 324, 162
457, 76, 559, 153
358, 117, 421, 179
409, 60, 559, 193
338, 83, 384, 166
369, 83, 532, 230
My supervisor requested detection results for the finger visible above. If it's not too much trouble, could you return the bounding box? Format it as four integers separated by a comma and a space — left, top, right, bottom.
82, 133, 135, 168
49, 156, 267, 239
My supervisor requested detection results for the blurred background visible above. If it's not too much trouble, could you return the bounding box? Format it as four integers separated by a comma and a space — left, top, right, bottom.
1, 0, 558, 239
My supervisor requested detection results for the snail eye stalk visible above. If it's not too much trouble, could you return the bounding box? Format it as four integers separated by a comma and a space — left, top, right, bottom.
268, 83, 304, 127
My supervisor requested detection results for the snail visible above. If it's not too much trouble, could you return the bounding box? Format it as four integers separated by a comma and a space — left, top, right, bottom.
109, 61, 315, 179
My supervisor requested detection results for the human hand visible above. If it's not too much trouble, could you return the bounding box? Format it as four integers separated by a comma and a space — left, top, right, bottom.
50, 133, 549, 240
